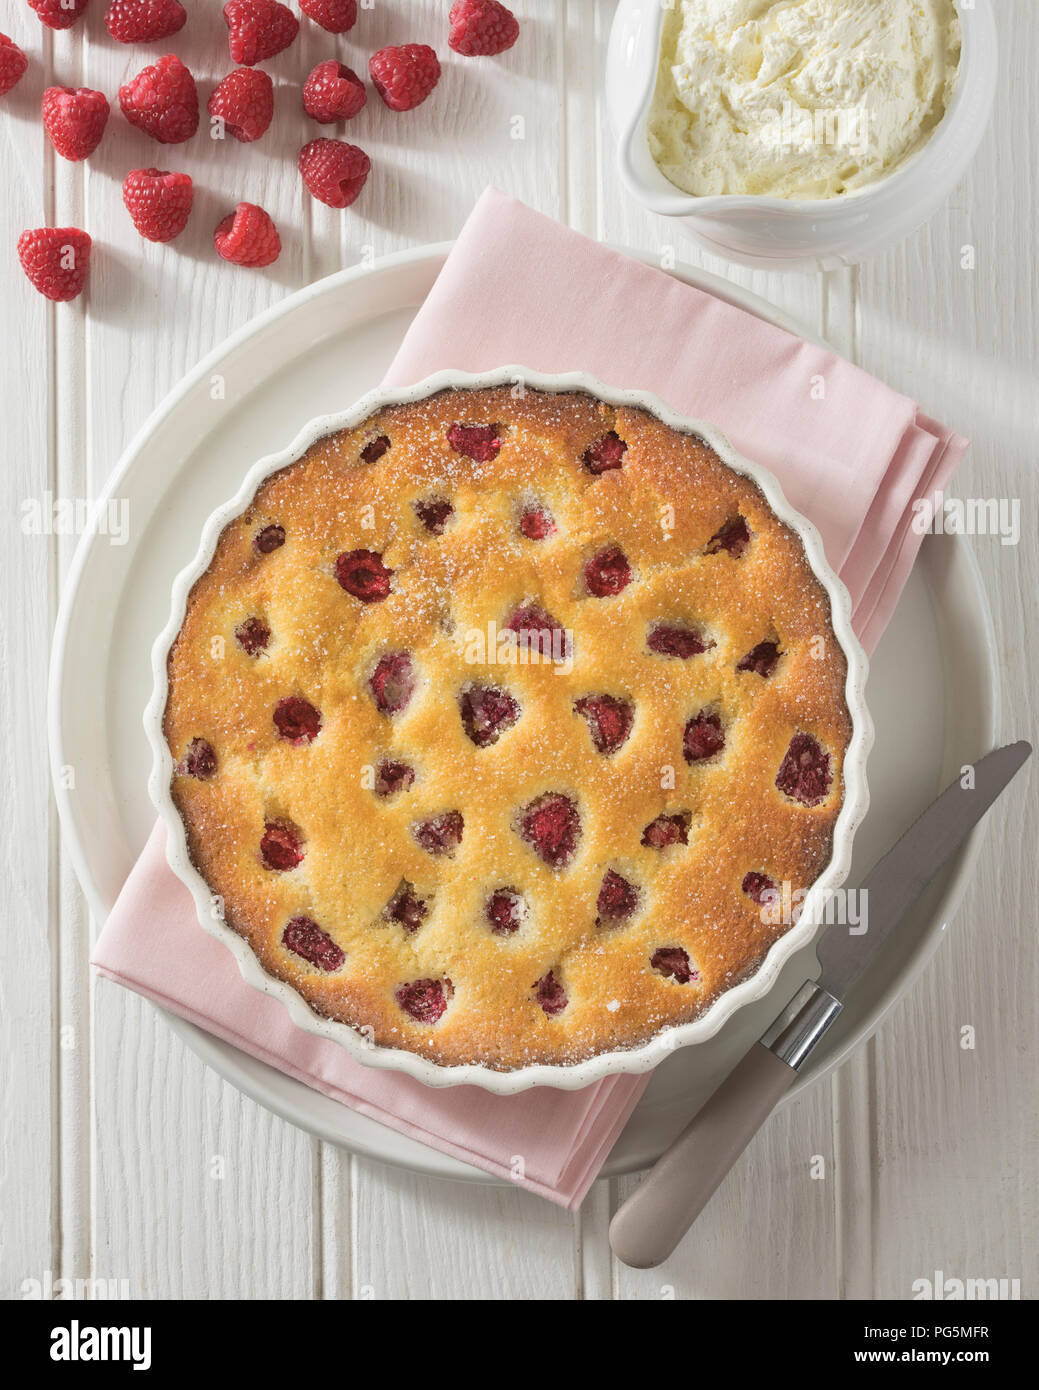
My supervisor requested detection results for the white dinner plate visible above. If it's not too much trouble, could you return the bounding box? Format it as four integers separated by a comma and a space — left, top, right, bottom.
49, 244, 999, 1182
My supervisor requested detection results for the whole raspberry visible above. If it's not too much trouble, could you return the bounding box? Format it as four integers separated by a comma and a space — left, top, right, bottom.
518, 792, 580, 869
123, 167, 193, 242
583, 430, 626, 474
597, 869, 639, 923
42, 87, 110, 162
214, 202, 281, 267
27, 0, 90, 31
282, 916, 343, 972
18, 227, 91, 302
260, 822, 303, 871
534, 971, 567, 1016
447, 422, 500, 459
105, 0, 186, 42
208, 67, 273, 142
299, 138, 370, 208
369, 652, 414, 715
448, 0, 519, 57
336, 547, 390, 598
302, 61, 365, 124
298, 0, 355, 34
119, 54, 198, 144
651, 947, 696, 984
223, 0, 298, 66
272, 695, 320, 742
179, 737, 216, 779
0, 34, 29, 96
369, 44, 440, 112
395, 977, 451, 1024
775, 732, 832, 806
575, 694, 633, 756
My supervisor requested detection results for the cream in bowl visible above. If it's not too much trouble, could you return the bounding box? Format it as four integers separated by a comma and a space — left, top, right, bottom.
648, 0, 962, 201
606, 0, 995, 266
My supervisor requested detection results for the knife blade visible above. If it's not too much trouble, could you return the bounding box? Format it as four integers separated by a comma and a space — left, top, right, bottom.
609, 741, 1032, 1268
816, 739, 1033, 999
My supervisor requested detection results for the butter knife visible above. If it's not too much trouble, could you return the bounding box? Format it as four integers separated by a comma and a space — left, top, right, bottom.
609, 740, 1033, 1269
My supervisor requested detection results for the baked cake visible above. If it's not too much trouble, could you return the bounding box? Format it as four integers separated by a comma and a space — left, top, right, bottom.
164, 386, 852, 1070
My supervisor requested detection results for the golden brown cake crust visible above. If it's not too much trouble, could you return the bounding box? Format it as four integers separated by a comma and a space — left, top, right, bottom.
164, 387, 852, 1070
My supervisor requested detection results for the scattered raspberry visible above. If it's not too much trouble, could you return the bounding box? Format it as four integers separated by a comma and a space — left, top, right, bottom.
737, 640, 782, 678
302, 60, 366, 123
776, 732, 832, 806
651, 947, 696, 984
597, 869, 639, 924
369, 44, 441, 112
273, 695, 321, 743
534, 970, 567, 1016
122, 167, 193, 242
335, 547, 391, 600
299, 0, 356, 33
647, 624, 711, 658
0, 34, 28, 96
260, 822, 304, 871
119, 53, 199, 144
683, 710, 725, 764
459, 684, 519, 748
105, 0, 186, 42
223, 0, 298, 65
706, 515, 751, 557
369, 652, 414, 715
518, 792, 579, 869
214, 202, 280, 266
396, 977, 452, 1023
234, 614, 270, 654
283, 916, 343, 971
374, 760, 414, 798
519, 504, 556, 540
42, 87, 110, 163
177, 736, 216, 779
449, 0, 519, 58
504, 602, 571, 663
28, 0, 89, 30
742, 871, 778, 906
299, 137, 370, 208
208, 67, 273, 142
254, 522, 285, 552
584, 545, 632, 597
414, 497, 453, 534
385, 881, 428, 934
641, 812, 690, 849
447, 421, 500, 460
412, 811, 463, 857
361, 435, 390, 463
17, 227, 91, 302
575, 694, 633, 756
582, 431, 626, 475
485, 889, 524, 935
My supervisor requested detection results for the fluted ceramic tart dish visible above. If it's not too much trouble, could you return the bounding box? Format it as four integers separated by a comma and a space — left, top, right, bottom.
146, 367, 871, 1093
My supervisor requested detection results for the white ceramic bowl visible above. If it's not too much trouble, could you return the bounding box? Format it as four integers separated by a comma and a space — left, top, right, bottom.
606, 0, 997, 270
145, 366, 873, 1095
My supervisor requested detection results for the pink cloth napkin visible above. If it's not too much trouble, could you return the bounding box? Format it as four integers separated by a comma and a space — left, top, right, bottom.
91, 189, 967, 1207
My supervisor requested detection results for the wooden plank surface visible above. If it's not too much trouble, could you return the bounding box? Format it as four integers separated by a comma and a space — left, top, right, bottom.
1, 0, 1034, 1301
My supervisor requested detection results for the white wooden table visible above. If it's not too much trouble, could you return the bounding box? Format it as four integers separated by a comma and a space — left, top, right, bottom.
3, 2, 1036, 1301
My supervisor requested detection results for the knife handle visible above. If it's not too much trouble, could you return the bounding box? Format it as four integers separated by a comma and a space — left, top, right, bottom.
609, 982, 842, 1269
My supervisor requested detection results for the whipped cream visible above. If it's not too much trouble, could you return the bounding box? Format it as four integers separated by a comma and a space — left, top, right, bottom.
647, 0, 961, 199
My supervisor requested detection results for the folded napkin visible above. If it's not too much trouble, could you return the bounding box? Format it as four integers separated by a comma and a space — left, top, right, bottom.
91, 189, 966, 1207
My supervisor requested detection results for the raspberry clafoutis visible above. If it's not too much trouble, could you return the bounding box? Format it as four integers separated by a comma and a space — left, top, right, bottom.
162, 385, 854, 1072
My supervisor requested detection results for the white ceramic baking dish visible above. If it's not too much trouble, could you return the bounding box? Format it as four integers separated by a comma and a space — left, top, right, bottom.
144, 366, 873, 1094
605, 0, 998, 269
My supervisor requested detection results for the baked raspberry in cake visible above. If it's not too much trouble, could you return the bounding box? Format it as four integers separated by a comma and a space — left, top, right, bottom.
164, 386, 852, 1070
